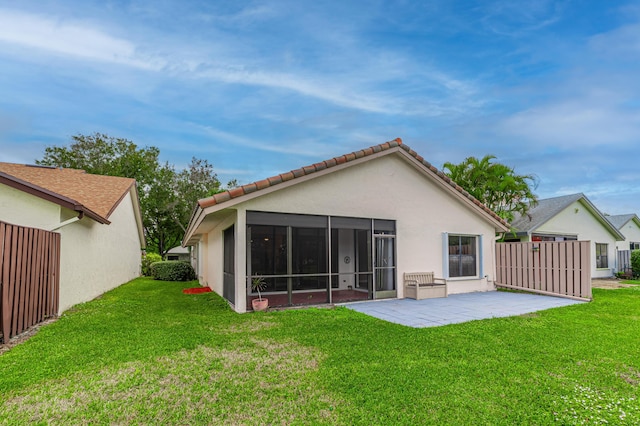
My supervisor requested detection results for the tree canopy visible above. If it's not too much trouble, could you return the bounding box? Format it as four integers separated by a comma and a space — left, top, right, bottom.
443, 155, 538, 223
37, 133, 227, 256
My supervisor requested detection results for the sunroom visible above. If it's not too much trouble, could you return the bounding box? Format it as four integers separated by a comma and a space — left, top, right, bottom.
245, 211, 396, 308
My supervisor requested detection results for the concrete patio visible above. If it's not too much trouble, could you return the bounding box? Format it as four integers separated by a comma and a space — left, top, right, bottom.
341, 290, 586, 328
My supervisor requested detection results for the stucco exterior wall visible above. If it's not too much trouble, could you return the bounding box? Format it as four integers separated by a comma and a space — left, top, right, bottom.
57, 191, 142, 312
1, 185, 142, 313
0, 183, 61, 229
615, 220, 640, 252
535, 200, 618, 278
204, 154, 498, 312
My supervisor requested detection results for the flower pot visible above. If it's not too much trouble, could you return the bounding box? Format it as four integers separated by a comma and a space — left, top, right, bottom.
252, 298, 269, 312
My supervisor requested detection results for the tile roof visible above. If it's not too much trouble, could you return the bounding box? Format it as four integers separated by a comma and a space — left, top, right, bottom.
197, 138, 510, 229
0, 162, 135, 224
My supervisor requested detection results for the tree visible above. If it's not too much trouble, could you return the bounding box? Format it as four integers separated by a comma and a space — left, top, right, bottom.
443, 155, 538, 223
37, 133, 225, 256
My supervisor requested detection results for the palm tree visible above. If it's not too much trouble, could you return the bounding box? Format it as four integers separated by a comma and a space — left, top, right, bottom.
443, 155, 538, 223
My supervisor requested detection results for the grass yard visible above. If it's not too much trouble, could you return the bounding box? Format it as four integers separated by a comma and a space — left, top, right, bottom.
1, 278, 639, 425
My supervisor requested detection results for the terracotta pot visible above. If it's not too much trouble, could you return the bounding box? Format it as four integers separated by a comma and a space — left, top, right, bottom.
252, 298, 269, 312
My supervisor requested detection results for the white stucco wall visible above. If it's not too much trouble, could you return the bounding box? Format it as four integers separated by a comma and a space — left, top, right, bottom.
534, 200, 619, 278
0, 184, 61, 229
57, 192, 142, 312
1, 184, 142, 314
615, 220, 640, 252
198, 153, 500, 312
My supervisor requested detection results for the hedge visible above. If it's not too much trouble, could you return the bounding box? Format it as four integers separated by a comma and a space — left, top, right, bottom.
141, 253, 163, 276
631, 250, 640, 279
150, 261, 196, 281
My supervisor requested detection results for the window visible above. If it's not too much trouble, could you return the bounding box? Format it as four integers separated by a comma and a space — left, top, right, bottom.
595, 243, 608, 268
631, 242, 640, 250
448, 235, 477, 278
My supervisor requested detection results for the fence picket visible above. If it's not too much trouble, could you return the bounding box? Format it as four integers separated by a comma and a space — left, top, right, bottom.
0, 221, 60, 344
496, 241, 591, 301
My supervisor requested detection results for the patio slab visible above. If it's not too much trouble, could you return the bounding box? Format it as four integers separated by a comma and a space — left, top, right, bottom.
341, 291, 586, 328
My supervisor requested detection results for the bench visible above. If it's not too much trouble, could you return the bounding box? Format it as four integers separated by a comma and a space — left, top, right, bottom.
620, 268, 634, 280
404, 272, 447, 300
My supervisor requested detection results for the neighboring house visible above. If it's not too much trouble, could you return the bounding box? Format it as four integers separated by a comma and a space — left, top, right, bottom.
607, 214, 640, 271
166, 246, 190, 261
0, 163, 145, 313
182, 139, 510, 313
509, 193, 624, 278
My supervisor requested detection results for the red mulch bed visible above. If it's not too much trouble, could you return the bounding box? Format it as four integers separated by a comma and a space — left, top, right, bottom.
182, 287, 212, 294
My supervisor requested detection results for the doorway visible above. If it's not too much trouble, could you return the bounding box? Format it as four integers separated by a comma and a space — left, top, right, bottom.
223, 225, 235, 304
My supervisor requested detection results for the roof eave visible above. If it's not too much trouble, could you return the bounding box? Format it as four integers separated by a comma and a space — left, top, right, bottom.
0, 172, 110, 224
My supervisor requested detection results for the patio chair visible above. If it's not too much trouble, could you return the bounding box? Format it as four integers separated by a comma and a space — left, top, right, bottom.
404, 272, 447, 300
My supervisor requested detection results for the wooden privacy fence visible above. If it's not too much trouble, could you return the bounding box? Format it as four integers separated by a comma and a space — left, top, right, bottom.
0, 220, 60, 344
495, 241, 591, 301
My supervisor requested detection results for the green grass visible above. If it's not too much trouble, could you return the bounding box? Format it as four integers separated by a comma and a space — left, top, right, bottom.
1, 278, 640, 424
621, 279, 640, 285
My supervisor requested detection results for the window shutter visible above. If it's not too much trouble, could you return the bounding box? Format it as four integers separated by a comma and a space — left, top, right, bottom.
478, 234, 484, 278
442, 232, 449, 279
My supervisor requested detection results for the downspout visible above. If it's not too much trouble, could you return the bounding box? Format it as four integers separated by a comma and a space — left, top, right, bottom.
49, 211, 84, 231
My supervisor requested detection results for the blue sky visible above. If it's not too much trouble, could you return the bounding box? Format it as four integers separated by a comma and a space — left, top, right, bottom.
1, 1, 639, 216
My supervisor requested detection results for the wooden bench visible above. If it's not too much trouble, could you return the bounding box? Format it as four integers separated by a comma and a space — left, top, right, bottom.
404, 272, 447, 300
620, 268, 634, 280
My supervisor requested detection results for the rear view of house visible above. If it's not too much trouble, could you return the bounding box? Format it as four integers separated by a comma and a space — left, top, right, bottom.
183, 139, 510, 313
0, 163, 145, 313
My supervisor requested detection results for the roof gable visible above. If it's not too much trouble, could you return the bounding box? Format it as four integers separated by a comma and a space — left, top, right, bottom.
511, 193, 625, 240
0, 163, 135, 224
185, 138, 510, 244
607, 214, 640, 230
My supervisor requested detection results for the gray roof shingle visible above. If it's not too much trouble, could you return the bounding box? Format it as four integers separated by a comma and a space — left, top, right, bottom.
510, 193, 584, 233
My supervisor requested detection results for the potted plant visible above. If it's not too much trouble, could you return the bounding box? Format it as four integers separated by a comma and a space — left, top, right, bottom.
251, 276, 268, 311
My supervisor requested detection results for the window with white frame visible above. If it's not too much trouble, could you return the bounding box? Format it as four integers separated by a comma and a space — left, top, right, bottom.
595, 243, 608, 268
448, 235, 477, 278
631, 242, 640, 250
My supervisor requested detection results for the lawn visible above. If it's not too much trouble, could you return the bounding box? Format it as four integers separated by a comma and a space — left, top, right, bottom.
1, 278, 639, 425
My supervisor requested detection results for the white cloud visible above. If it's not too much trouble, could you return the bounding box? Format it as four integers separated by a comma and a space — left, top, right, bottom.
0, 9, 164, 70
188, 123, 331, 157
0, 7, 480, 117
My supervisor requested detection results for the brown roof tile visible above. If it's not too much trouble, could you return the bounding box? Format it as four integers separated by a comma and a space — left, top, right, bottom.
0, 163, 134, 222
195, 138, 509, 228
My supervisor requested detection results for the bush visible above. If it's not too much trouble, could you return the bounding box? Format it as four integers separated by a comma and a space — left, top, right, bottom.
150, 261, 196, 281
141, 252, 162, 276
631, 250, 640, 279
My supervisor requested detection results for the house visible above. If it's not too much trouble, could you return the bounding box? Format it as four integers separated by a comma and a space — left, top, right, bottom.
508, 193, 624, 278
182, 138, 510, 313
0, 163, 145, 313
607, 214, 640, 271
166, 246, 190, 261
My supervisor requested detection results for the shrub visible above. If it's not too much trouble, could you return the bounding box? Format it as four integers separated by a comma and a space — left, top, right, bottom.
631, 250, 640, 278
150, 261, 196, 281
141, 252, 163, 276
